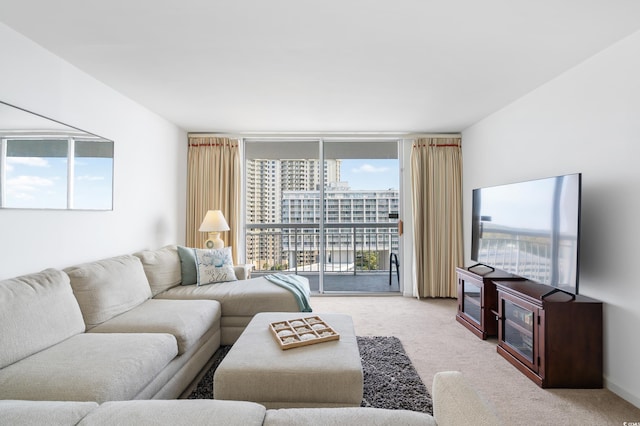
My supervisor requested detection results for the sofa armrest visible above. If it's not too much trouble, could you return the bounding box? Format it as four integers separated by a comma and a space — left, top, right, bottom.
233, 264, 254, 280
432, 371, 500, 426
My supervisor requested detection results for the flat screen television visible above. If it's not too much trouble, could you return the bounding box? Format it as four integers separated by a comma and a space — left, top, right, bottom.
471, 173, 581, 295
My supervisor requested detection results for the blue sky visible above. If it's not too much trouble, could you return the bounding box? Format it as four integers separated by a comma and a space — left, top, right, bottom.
339, 159, 398, 190
5, 156, 112, 209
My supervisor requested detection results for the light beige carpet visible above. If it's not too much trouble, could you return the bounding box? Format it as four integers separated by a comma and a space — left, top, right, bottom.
311, 295, 640, 425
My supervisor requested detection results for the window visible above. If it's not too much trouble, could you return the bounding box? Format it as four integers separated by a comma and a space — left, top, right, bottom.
1, 137, 113, 210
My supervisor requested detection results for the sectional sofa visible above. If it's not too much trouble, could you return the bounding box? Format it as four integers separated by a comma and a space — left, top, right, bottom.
0, 245, 308, 403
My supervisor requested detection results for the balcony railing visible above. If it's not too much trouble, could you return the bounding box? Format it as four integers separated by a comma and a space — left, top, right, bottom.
246, 222, 399, 275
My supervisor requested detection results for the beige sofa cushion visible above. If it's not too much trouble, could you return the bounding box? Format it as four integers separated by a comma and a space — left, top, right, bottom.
133, 245, 182, 296
0, 268, 85, 369
78, 400, 266, 426
88, 299, 221, 354
65, 255, 152, 329
0, 400, 98, 426
0, 333, 178, 403
263, 407, 437, 426
155, 276, 304, 317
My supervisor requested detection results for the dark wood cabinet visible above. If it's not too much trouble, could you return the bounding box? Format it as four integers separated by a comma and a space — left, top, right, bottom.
495, 280, 603, 388
455, 267, 523, 340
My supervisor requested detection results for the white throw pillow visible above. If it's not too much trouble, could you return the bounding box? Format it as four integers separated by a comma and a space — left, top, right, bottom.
194, 247, 237, 286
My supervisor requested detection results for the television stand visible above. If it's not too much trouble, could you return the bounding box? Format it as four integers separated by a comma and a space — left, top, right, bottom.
494, 280, 603, 388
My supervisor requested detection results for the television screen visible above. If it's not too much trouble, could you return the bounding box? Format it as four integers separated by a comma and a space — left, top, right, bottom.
471, 173, 581, 294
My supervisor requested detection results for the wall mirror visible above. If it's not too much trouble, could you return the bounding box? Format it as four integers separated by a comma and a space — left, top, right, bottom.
0, 101, 113, 210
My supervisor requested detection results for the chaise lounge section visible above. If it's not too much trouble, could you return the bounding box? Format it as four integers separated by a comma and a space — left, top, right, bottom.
134, 245, 311, 345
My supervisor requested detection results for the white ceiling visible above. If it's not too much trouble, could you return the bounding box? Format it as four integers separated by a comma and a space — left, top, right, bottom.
1, 0, 640, 133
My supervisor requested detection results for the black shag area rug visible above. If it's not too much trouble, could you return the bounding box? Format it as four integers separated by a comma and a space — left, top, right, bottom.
188, 335, 433, 414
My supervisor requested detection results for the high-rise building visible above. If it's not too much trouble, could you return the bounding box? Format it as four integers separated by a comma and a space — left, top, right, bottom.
245, 159, 341, 269
246, 159, 341, 225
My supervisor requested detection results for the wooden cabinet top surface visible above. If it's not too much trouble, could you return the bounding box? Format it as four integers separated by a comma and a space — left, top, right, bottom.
495, 280, 601, 306
456, 266, 524, 281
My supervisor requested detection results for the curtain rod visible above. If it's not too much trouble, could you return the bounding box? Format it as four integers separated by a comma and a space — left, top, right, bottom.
187, 132, 461, 139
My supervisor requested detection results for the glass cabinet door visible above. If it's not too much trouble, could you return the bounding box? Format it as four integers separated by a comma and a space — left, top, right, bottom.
500, 295, 538, 372
462, 280, 482, 325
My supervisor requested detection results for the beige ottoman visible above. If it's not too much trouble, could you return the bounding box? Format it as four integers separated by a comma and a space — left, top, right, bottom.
213, 312, 363, 408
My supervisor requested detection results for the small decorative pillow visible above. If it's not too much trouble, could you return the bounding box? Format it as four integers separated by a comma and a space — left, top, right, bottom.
194, 247, 237, 286
177, 246, 198, 285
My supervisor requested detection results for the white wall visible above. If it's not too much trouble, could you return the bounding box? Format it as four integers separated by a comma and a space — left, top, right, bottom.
462, 30, 640, 407
0, 23, 187, 279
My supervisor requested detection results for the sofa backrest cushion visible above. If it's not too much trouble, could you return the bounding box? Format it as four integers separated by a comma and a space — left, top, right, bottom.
65, 255, 152, 329
133, 245, 182, 296
0, 268, 85, 369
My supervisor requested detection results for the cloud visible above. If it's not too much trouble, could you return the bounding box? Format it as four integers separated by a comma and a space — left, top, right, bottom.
7, 175, 55, 193
351, 164, 389, 174
76, 175, 105, 181
11, 192, 35, 200
6, 175, 57, 202
7, 157, 50, 167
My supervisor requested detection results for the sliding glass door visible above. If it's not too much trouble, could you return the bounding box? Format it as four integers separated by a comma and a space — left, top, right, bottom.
321, 140, 400, 293
244, 138, 401, 294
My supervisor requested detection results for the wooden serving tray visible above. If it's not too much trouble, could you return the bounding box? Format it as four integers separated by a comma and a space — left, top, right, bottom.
269, 316, 340, 350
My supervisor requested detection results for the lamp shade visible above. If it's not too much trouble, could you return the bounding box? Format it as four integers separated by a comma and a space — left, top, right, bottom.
199, 210, 230, 232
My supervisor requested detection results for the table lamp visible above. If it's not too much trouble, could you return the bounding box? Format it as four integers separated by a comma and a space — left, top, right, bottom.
199, 210, 230, 249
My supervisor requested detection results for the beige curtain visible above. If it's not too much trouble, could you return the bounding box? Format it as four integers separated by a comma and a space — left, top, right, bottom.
186, 137, 241, 263
411, 137, 463, 298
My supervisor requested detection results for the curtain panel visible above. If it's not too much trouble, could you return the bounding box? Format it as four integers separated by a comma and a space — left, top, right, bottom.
410, 137, 463, 298
186, 137, 241, 263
